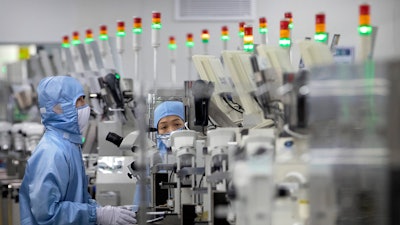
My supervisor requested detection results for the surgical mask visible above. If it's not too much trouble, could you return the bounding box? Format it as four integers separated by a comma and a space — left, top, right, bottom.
157, 133, 171, 148
156, 127, 184, 149
77, 104, 90, 134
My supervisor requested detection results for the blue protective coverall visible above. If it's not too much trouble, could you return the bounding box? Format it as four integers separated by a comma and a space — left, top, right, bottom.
19, 76, 98, 225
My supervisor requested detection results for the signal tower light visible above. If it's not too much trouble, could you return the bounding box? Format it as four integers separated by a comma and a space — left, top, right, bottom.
62, 35, 70, 48
201, 29, 210, 43
169, 36, 177, 50
279, 19, 291, 48
238, 22, 245, 37
133, 17, 142, 34
314, 13, 328, 43
259, 17, 268, 34
152, 12, 162, 30
72, 31, 81, 45
284, 12, 293, 29
85, 29, 94, 44
99, 25, 108, 40
221, 26, 230, 41
116, 20, 126, 37
359, 4, 372, 35
243, 25, 254, 52
186, 33, 194, 48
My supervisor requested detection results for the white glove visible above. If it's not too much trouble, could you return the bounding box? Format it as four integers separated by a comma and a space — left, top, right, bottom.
96, 205, 137, 225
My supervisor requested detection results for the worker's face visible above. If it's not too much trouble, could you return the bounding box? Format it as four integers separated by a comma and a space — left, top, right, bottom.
158, 115, 184, 134
75, 96, 86, 108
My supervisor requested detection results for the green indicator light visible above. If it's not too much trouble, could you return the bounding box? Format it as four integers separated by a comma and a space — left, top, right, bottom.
202, 39, 209, 44
72, 40, 81, 45
259, 28, 268, 34
152, 23, 162, 30
99, 34, 108, 41
186, 42, 194, 48
243, 44, 254, 52
168, 44, 177, 50
132, 28, 142, 34
289, 23, 294, 29
85, 38, 94, 44
314, 32, 328, 42
239, 32, 244, 37
62, 43, 70, 48
279, 38, 291, 48
358, 25, 372, 36
116, 31, 126, 37
221, 35, 230, 41
115, 73, 120, 79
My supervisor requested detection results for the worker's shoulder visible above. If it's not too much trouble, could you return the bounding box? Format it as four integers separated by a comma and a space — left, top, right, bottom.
33, 133, 75, 159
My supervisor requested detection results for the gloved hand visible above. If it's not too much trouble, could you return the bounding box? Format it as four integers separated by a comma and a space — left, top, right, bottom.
96, 205, 137, 225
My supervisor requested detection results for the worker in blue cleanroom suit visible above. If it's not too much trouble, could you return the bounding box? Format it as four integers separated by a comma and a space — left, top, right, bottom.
132, 101, 185, 208
19, 75, 137, 225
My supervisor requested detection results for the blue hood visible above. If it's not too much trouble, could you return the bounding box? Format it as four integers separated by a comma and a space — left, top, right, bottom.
38, 75, 84, 143
153, 101, 185, 129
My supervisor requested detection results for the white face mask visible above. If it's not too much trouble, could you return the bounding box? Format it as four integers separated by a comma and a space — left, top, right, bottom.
158, 133, 171, 148
77, 104, 91, 134
157, 127, 184, 148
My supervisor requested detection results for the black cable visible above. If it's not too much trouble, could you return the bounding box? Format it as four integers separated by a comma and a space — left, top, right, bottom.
221, 96, 244, 113
229, 98, 244, 111
208, 117, 218, 129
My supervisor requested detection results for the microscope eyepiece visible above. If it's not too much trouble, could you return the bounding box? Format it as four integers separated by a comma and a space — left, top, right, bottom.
105, 132, 123, 147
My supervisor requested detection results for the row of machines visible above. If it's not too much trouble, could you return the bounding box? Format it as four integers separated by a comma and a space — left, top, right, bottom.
1, 9, 397, 224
